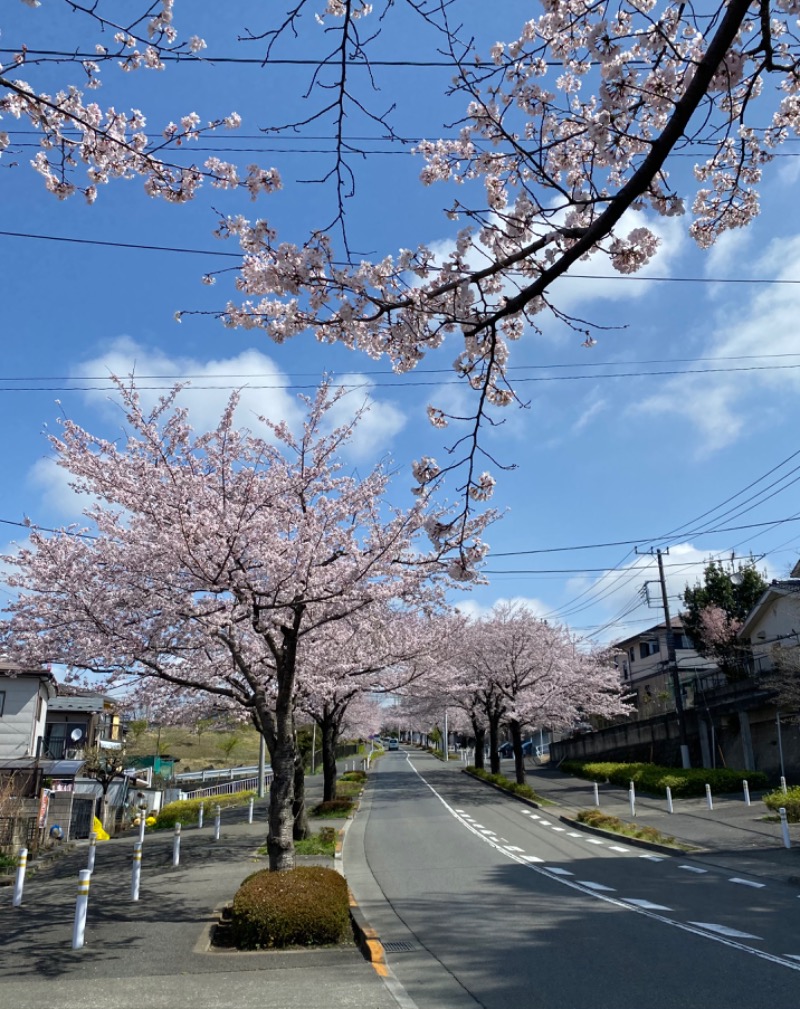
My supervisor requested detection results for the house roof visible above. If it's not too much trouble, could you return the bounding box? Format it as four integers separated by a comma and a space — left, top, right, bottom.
612, 618, 686, 651
0, 757, 86, 777
0, 664, 58, 694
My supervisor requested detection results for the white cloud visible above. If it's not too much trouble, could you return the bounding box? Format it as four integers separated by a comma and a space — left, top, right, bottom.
324, 373, 407, 462
27, 457, 90, 521
72, 338, 302, 435
454, 595, 551, 620
632, 232, 800, 453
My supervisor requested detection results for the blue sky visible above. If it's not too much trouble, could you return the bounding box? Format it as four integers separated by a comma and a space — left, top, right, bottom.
1, 1, 800, 646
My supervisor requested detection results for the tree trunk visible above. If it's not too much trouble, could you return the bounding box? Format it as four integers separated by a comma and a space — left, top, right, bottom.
321, 715, 338, 803
488, 712, 501, 775
292, 749, 310, 840
471, 719, 486, 770
509, 718, 526, 785
265, 627, 301, 872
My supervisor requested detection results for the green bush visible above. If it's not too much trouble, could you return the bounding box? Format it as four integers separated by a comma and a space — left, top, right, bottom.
230, 866, 350, 949
466, 766, 545, 803
339, 770, 367, 782
311, 797, 355, 817
763, 785, 800, 822
154, 790, 255, 829
560, 760, 767, 797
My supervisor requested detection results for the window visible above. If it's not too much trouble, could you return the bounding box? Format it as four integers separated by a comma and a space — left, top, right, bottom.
628, 647, 635, 663
0, 690, 5, 716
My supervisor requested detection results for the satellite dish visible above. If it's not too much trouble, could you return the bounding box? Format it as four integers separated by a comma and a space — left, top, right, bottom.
69, 727, 85, 743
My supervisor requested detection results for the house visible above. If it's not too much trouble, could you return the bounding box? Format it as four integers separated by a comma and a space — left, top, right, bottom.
613, 618, 718, 717
0, 665, 57, 759
43, 683, 122, 760
738, 570, 800, 677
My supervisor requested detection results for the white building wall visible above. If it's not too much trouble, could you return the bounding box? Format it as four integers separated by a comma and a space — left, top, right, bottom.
0, 676, 48, 758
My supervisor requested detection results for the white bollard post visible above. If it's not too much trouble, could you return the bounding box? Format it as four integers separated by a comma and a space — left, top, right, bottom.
248, 797, 254, 824
666, 787, 674, 814
779, 807, 792, 849
214, 805, 221, 841
138, 813, 146, 844
198, 802, 204, 829
705, 783, 713, 810
172, 823, 181, 867
781, 776, 788, 795
743, 780, 751, 806
12, 847, 28, 908
72, 869, 91, 949
593, 782, 600, 807
87, 832, 97, 873
131, 841, 142, 901
629, 781, 636, 817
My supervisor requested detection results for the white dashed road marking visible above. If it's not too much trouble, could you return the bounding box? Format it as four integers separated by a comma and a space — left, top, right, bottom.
577, 881, 616, 891
679, 865, 707, 874
624, 899, 672, 910
729, 878, 766, 889
689, 923, 763, 940
544, 867, 574, 876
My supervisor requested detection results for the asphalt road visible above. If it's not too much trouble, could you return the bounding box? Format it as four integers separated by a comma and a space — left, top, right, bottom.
345, 749, 800, 1009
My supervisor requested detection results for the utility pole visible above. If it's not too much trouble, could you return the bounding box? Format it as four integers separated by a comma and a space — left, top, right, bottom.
655, 548, 691, 769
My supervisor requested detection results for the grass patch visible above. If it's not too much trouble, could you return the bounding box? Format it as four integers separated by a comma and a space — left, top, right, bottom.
466, 766, 550, 804
334, 779, 363, 799
763, 785, 800, 822
258, 826, 337, 858
576, 809, 682, 847
560, 760, 767, 797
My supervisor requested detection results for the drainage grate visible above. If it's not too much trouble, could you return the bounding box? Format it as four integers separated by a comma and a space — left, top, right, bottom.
382, 941, 416, 953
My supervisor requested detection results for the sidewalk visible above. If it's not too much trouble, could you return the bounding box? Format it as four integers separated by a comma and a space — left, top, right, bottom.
0, 770, 396, 1009
515, 760, 800, 885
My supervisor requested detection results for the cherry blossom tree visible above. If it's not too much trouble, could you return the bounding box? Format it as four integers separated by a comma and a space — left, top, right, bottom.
0, 378, 485, 871
296, 606, 442, 801
4, 1, 800, 519
460, 602, 629, 782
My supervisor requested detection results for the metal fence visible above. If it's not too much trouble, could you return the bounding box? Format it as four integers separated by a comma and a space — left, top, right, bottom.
183, 774, 272, 799
0, 815, 39, 853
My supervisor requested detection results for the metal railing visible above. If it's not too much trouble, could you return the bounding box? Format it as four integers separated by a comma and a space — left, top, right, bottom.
183, 773, 272, 799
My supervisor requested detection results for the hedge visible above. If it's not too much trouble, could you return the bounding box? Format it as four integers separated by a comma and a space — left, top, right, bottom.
763, 785, 800, 822
230, 866, 350, 949
560, 760, 767, 797
153, 789, 256, 829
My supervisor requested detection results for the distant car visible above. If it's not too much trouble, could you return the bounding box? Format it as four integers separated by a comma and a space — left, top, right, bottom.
498, 740, 534, 758
388, 738, 400, 750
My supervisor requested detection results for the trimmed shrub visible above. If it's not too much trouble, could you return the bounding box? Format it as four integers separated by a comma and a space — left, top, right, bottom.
230, 866, 350, 949
339, 770, 367, 782
311, 797, 354, 817
334, 779, 363, 798
576, 809, 676, 846
154, 790, 255, 829
763, 785, 800, 822
466, 766, 546, 803
561, 760, 766, 797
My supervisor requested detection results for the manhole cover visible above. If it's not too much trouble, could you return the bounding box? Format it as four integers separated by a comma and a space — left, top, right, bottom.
383, 941, 416, 953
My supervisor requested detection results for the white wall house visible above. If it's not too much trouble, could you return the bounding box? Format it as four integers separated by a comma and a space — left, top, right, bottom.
0, 667, 57, 759
613, 619, 718, 717
738, 574, 800, 675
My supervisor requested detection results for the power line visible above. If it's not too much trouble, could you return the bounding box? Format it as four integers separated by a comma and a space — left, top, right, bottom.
2, 231, 800, 290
